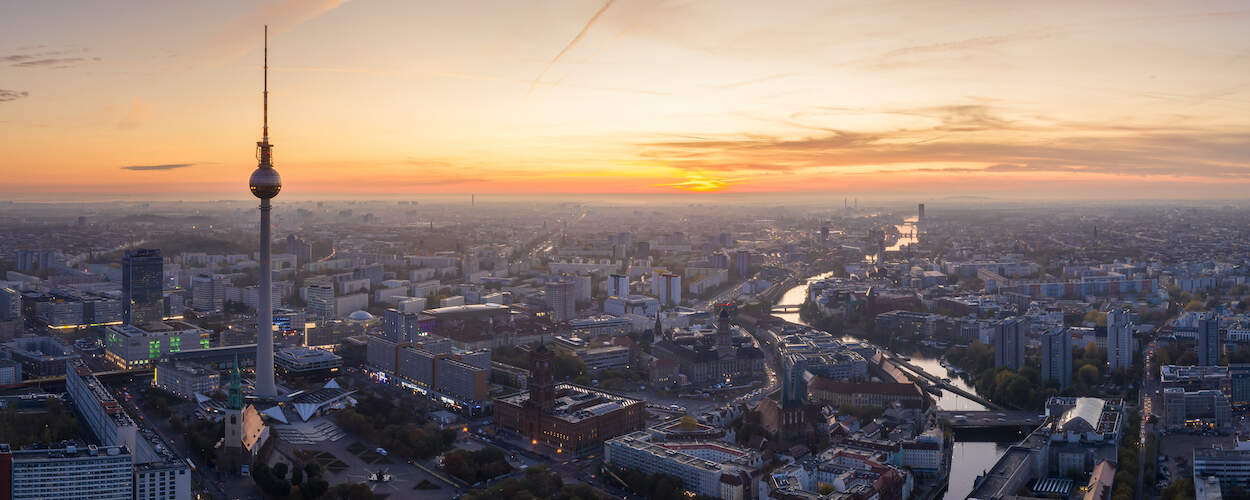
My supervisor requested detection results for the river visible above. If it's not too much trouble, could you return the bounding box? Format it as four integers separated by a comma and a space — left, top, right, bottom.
774, 272, 1009, 500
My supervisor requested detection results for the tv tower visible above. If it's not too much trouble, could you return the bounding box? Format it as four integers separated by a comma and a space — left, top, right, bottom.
249, 25, 281, 399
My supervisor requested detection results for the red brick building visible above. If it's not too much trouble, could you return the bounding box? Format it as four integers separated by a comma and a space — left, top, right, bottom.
494, 344, 645, 453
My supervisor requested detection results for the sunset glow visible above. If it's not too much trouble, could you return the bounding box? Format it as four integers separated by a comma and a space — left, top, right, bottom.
2, 1, 1249, 199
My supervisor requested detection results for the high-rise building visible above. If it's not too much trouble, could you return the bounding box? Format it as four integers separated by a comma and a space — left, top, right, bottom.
15, 249, 64, 273
993, 317, 1025, 370
1041, 328, 1072, 388
383, 308, 422, 341
284, 234, 312, 266
732, 250, 751, 277
248, 26, 283, 399
608, 273, 629, 297
1199, 313, 1221, 367
0, 287, 20, 321
191, 274, 227, 312
658, 272, 681, 307
305, 283, 336, 319
546, 279, 575, 322
918, 203, 925, 221
122, 249, 164, 326
1106, 308, 1134, 372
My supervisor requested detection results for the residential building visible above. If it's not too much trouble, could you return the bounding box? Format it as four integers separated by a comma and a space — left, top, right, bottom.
1, 443, 134, 500
993, 317, 1025, 370
191, 274, 227, 312
3, 336, 79, 378
546, 279, 576, 323
1199, 314, 1221, 367
1041, 328, 1073, 388
1106, 308, 1133, 372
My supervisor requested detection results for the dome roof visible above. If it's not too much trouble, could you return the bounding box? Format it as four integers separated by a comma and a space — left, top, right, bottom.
1058, 397, 1104, 433
345, 310, 375, 321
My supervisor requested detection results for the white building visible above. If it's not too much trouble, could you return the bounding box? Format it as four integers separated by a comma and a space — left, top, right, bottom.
608, 274, 629, 298
604, 295, 660, 318
1106, 308, 1134, 372
546, 280, 576, 322
605, 431, 762, 500
305, 284, 335, 319
191, 274, 227, 312
6, 443, 134, 500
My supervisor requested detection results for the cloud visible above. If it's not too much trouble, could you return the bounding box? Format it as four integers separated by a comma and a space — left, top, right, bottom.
121, 163, 195, 171
0, 89, 29, 102
636, 105, 1250, 180
191, 0, 353, 65
526, 0, 616, 97
5, 48, 97, 68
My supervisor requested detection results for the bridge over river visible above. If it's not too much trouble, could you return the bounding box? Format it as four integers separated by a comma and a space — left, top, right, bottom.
937, 410, 1047, 429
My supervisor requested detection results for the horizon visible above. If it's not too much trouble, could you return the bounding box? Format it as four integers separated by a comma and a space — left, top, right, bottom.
3, 1, 1250, 199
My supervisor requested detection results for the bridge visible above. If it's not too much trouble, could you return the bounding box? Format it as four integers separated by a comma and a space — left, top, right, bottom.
884, 354, 1003, 410
937, 410, 1047, 429
770, 304, 802, 313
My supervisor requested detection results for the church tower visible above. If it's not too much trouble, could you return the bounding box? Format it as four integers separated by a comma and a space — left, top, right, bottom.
219, 356, 245, 472
528, 343, 556, 411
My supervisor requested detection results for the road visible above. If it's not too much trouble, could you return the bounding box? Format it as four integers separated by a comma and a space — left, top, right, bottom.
118, 379, 231, 500
1137, 340, 1157, 500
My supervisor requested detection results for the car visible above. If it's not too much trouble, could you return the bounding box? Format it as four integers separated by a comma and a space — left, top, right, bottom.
376, 447, 388, 456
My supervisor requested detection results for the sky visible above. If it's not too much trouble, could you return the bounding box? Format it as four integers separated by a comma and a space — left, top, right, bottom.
2, 0, 1249, 201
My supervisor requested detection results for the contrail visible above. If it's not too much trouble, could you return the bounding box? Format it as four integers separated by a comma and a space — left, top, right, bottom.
526, 0, 615, 97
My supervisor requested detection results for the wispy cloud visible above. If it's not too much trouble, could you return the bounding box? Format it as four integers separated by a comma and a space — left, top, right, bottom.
121, 163, 195, 171
0, 89, 29, 102
637, 104, 1250, 180
116, 99, 150, 130
191, 0, 353, 65
4, 48, 98, 69
526, 0, 615, 97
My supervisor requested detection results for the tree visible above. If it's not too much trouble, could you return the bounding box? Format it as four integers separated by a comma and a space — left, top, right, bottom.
1078, 365, 1100, 385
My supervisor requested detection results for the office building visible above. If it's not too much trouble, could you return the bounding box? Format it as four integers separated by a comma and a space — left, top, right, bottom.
153, 362, 221, 399
546, 279, 576, 322
1160, 388, 1232, 431
605, 432, 763, 500
1195, 448, 1250, 488
1199, 314, 1221, 367
1106, 308, 1134, 372
0, 287, 20, 321
104, 320, 209, 369
274, 347, 342, 379
1230, 364, 1250, 407
366, 335, 491, 414
993, 317, 1025, 370
0, 443, 134, 500
122, 249, 165, 326
603, 295, 659, 318
3, 336, 79, 378
494, 344, 645, 453
1041, 328, 1073, 388
305, 283, 336, 319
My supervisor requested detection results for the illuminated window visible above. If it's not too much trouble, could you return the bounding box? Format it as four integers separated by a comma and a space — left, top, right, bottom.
148, 340, 161, 359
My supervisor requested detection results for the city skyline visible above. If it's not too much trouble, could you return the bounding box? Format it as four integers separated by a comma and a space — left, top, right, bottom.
3, 1, 1250, 199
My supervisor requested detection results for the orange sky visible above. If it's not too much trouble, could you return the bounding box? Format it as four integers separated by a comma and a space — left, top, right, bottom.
2, 1, 1249, 200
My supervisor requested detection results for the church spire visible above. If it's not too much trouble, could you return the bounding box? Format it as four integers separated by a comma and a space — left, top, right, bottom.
227, 355, 243, 410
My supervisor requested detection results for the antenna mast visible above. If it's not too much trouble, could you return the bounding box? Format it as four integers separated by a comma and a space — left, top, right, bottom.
263, 24, 269, 143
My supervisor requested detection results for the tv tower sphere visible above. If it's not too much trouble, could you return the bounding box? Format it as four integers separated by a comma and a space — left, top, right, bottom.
249, 165, 281, 199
